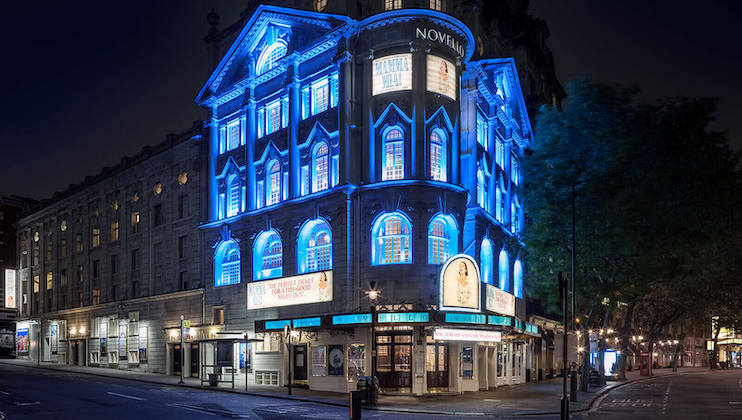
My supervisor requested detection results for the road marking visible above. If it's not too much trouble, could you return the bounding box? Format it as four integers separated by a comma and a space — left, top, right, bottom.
738, 378, 742, 389
13, 401, 40, 406
0, 391, 9, 395
167, 404, 217, 416
729, 401, 742, 405
661, 380, 672, 415
106, 392, 146, 401
483, 398, 500, 402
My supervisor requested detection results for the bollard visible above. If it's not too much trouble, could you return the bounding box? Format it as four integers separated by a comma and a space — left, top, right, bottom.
570, 369, 578, 402
350, 390, 362, 420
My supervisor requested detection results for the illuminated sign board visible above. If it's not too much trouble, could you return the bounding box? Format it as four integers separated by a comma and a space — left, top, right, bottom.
485, 283, 515, 316
433, 328, 501, 343
427, 55, 456, 99
265, 320, 291, 330
292, 317, 321, 328
488, 315, 512, 327
4, 269, 16, 308
440, 254, 481, 312
372, 54, 412, 96
332, 314, 372, 325
377, 312, 429, 323
415, 27, 465, 57
248, 270, 332, 310
445, 313, 486, 324
17, 328, 29, 353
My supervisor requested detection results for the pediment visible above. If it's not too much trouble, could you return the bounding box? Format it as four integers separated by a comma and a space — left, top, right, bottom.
196, 5, 353, 107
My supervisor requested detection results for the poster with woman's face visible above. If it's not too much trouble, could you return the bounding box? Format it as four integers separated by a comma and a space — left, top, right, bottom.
427, 55, 457, 99
440, 255, 480, 311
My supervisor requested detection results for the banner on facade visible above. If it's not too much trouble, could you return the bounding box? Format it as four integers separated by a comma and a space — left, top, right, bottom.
433, 328, 501, 343
485, 283, 515, 316
440, 254, 481, 312
328, 344, 344, 376
248, 271, 332, 310
311, 345, 326, 376
427, 55, 456, 99
372, 54, 412, 96
50, 324, 57, 354
17, 328, 29, 353
119, 324, 127, 358
4, 269, 16, 308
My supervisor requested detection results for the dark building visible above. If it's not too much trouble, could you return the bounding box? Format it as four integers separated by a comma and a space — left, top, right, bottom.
12, 1, 562, 393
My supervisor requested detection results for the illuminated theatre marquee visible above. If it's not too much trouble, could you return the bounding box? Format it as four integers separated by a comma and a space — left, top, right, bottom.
372, 53, 412, 96
415, 27, 465, 57
248, 270, 333, 310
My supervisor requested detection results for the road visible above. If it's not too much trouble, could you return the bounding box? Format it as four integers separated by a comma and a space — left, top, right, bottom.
0, 363, 482, 420
578, 368, 742, 419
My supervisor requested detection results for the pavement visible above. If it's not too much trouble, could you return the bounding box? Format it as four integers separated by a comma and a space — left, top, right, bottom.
0, 358, 714, 418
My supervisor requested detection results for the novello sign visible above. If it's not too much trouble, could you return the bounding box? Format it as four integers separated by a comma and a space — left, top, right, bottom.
416, 27, 465, 57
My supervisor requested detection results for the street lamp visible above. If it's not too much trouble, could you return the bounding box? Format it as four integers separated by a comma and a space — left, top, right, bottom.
558, 271, 569, 420
284, 324, 293, 396
367, 281, 380, 407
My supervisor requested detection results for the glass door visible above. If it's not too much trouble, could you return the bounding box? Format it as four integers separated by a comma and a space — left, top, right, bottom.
375, 332, 413, 391
426, 336, 449, 390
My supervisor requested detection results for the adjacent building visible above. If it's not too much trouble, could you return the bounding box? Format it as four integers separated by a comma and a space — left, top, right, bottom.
11, 1, 563, 395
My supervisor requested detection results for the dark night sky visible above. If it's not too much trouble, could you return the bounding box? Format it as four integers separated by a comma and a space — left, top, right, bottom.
1, 1, 739, 200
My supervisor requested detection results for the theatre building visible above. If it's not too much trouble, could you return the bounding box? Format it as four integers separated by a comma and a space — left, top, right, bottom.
198, 2, 541, 394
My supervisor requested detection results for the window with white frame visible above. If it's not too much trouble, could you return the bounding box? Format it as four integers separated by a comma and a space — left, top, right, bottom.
385, 0, 402, 10
227, 175, 240, 217
266, 100, 281, 135
257, 41, 287, 75
297, 219, 332, 273
266, 160, 281, 206
214, 239, 241, 287
253, 230, 282, 280
227, 120, 240, 151
383, 128, 404, 180
495, 186, 503, 222
496, 138, 505, 168
511, 155, 520, 185
498, 249, 509, 291
430, 129, 446, 181
372, 212, 412, 265
311, 78, 329, 115
428, 215, 457, 264
477, 167, 488, 212
312, 143, 329, 193
430, 0, 443, 11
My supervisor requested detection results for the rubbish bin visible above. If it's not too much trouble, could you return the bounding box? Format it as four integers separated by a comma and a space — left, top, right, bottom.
356, 377, 370, 404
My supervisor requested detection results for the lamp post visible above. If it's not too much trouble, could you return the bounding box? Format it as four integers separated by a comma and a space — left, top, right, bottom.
284, 324, 292, 396
368, 281, 379, 386
559, 271, 569, 420
179, 314, 184, 384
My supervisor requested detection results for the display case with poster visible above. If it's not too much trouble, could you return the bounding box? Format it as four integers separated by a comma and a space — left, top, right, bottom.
311, 345, 326, 376
347, 344, 365, 381
328, 344, 344, 376
426, 55, 457, 99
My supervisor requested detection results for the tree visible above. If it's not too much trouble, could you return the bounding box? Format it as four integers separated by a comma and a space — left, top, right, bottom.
523, 77, 740, 382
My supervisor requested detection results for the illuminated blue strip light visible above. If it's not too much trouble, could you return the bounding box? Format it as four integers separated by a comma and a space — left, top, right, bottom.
292, 317, 322, 328
445, 313, 487, 324
377, 312, 429, 323
488, 316, 512, 326
525, 323, 538, 334
332, 314, 372, 325
265, 320, 291, 330
514, 320, 524, 330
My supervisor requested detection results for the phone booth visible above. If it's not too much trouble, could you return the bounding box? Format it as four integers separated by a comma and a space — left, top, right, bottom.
639, 352, 651, 376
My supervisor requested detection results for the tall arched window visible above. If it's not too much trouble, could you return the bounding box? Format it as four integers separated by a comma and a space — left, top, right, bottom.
214, 239, 241, 287
480, 238, 493, 284
514, 260, 523, 298
428, 214, 458, 264
382, 128, 404, 181
253, 230, 282, 280
511, 194, 520, 234
430, 129, 447, 181
372, 212, 412, 265
266, 160, 281, 206
297, 219, 332, 273
226, 174, 240, 217
312, 142, 329, 193
256, 41, 287, 75
495, 186, 502, 222
498, 249, 509, 291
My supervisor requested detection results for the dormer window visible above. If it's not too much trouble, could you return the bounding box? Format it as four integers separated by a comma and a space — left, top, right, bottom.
256, 41, 288, 75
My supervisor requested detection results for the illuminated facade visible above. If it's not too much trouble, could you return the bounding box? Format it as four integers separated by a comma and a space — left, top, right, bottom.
198, 2, 539, 394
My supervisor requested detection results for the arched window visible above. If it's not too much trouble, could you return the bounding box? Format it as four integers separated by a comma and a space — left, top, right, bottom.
382, 128, 404, 181
256, 41, 287, 75
312, 142, 329, 193
498, 249, 509, 291
214, 239, 241, 287
428, 214, 458, 264
480, 238, 493, 284
226, 174, 240, 217
253, 230, 282, 280
430, 129, 447, 181
266, 160, 281, 206
511, 194, 520, 234
372, 212, 412, 265
297, 219, 332, 273
495, 186, 502, 222
514, 260, 523, 298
